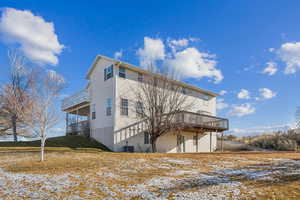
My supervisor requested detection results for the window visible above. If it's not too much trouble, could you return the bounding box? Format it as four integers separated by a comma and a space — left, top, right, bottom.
119, 67, 126, 78
136, 101, 144, 117
138, 72, 143, 82
104, 65, 114, 81
144, 132, 150, 144
181, 87, 187, 94
106, 98, 112, 116
121, 98, 128, 116
91, 104, 96, 119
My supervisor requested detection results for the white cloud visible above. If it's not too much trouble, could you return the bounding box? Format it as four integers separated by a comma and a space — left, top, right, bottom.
269, 48, 275, 53
256, 88, 276, 101
168, 38, 189, 48
228, 103, 255, 117
276, 42, 300, 74
164, 47, 223, 83
217, 98, 229, 110
167, 37, 200, 51
219, 90, 227, 95
0, 8, 64, 66
137, 37, 165, 67
237, 89, 250, 99
262, 61, 277, 75
114, 50, 123, 59
137, 37, 223, 83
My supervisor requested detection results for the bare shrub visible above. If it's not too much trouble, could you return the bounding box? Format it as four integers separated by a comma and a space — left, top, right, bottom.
249, 132, 299, 151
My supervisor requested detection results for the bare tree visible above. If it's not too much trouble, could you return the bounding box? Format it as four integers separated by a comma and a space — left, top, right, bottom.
0, 50, 33, 142
20, 69, 65, 161
0, 98, 11, 134
132, 65, 193, 152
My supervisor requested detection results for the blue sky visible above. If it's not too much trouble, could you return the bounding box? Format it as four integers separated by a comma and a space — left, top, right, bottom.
0, 0, 300, 137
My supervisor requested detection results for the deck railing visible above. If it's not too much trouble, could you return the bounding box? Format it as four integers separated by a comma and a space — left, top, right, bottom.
61, 89, 89, 111
174, 111, 229, 131
114, 111, 229, 143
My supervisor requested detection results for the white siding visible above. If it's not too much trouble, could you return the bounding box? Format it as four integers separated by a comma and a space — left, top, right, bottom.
89, 59, 116, 149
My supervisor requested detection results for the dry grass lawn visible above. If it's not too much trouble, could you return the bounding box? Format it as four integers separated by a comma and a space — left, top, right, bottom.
0, 148, 300, 199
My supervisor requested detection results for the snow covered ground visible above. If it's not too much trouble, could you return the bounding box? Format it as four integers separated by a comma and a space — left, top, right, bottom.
0, 151, 300, 199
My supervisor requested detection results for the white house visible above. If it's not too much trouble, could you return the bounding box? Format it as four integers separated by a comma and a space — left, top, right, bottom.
61, 55, 229, 153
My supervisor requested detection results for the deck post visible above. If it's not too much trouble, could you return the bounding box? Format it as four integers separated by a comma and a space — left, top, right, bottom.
66, 113, 69, 136
210, 132, 212, 152
196, 132, 199, 153
221, 132, 224, 152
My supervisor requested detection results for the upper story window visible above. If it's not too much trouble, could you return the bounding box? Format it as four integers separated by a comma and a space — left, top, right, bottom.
119, 67, 126, 78
106, 98, 112, 116
104, 65, 114, 81
91, 104, 96, 120
136, 101, 144, 117
138, 72, 143, 82
121, 98, 128, 116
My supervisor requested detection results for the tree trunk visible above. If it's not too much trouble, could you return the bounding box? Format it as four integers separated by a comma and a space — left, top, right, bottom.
11, 115, 17, 143
151, 137, 157, 153
40, 135, 46, 162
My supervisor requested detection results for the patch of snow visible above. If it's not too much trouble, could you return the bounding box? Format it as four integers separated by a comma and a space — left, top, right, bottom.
167, 170, 198, 176
172, 181, 243, 200
147, 176, 177, 188
161, 158, 192, 165
0, 168, 79, 199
